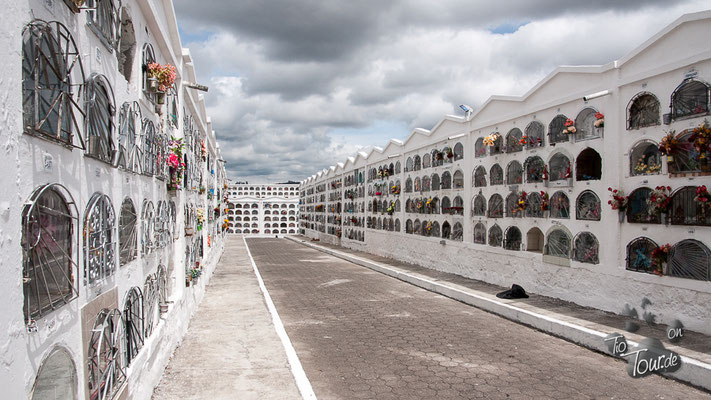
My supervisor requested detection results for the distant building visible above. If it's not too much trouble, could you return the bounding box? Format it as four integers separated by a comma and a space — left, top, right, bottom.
300, 11, 711, 335
0, 1, 226, 398
227, 183, 300, 235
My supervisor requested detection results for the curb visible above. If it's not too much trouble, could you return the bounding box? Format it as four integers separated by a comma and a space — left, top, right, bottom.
287, 236, 711, 392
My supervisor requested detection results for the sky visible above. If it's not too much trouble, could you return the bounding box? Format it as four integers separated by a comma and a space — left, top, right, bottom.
173, 0, 710, 183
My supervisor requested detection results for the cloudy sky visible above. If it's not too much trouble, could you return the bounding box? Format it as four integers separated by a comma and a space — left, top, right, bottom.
173, 0, 709, 183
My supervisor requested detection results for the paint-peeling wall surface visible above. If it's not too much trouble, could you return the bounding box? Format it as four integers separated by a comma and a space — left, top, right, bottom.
225, 183, 300, 235
300, 11, 711, 336
0, 1, 227, 399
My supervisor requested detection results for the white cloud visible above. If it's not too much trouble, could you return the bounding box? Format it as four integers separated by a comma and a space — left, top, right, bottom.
174, 0, 710, 182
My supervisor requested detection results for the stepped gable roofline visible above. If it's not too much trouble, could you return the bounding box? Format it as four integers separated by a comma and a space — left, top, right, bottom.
617, 9, 711, 67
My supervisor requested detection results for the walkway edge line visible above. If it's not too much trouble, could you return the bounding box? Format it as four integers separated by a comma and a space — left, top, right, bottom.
287, 237, 711, 392
244, 237, 318, 400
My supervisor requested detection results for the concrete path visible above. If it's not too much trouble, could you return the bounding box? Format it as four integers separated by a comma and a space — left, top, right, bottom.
152, 237, 301, 400
248, 237, 709, 400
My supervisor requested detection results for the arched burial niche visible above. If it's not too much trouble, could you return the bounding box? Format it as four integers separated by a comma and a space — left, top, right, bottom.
117, 8, 136, 81
526, 227, 544, 252
88, 309, 126, 400
31, 347, 77, 399
573, 232, 599, 264
505, 128, 523, 153
473, 166, 486, 187
490, 164, 503, 185
524, 121, 544, 148
473, 222, 486, 244
630, 141, 661, 176
488, 224, 502, 247
574, 107, 601, 140
504, 226, 522, 250
668, 240, 711, 281
671, 79, 710, 120
627, 92, 660, 129
22, 184, 79, 323
626, 237, 657, 273
22, 20, 85, 146
576, 148, 601, 181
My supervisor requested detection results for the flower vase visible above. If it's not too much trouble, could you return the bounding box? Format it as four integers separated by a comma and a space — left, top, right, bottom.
618, 211, 625, 223
185, 227, 194, 236
661, 212, 668, 225
156, 92, 166, 104
700, 156, 710, 172
147, 76, 159, 92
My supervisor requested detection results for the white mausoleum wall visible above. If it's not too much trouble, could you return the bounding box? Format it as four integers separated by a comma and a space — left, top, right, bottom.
300, 11, 711, 335
0, 0, 226, 398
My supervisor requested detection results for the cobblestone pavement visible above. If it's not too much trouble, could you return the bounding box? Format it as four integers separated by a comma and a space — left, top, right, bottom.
247, 238, 710, 400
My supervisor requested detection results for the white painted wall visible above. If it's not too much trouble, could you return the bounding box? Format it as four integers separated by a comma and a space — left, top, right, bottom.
0, 0, 226, 398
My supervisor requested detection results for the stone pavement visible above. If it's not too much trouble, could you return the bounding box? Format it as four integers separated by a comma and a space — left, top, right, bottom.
152, 237, 301, 400
247, 237, 710, 400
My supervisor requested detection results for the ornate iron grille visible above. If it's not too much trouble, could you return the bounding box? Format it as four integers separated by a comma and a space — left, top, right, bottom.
490, 164, 503, 185
88, 308, 126, 400
123, 287, 143, 365
488, 225, 502, 247
506, 128, 523, 153
85, 74, 116, 164
550, 191, 570, 219
22, 20, 85, 147
576, 191, 601, 221
525, 121, 544, 148
84, 193, 116, 285
546, 230, 571, 258
22, 184, 79, 323
506, 161, 523, 185
671, 79, 710, 119
118, 198, 137, 266
548, 115, 569, 144
473, 223, 486, 244
573, 232, 599, 264
627, 92, 660, 129
669, 240, 710, 281
504, 227, 522, 250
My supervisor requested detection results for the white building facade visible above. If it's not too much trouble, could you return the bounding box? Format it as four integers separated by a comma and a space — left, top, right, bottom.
226, 183, 300, 235
301, 12, 711, 335
0, 0, 227, 399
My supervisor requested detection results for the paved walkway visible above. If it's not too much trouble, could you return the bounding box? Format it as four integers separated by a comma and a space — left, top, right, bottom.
152, 237, 301, 400
248, 237, 710, 400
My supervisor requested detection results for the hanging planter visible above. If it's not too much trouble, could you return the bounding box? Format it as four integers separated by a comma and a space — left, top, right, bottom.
156, 92, 166, 104
618, 211, 625, 223
185, 227, 194, 236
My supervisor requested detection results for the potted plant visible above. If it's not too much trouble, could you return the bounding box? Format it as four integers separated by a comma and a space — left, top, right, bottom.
563, 118, 576, 135
146, 62, 176, 94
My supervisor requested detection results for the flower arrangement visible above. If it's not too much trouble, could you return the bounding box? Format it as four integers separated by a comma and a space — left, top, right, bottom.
315, 204, 324, 211
425, 221, 432, 232
483, 132, 500, 147
445, 147, 454, 159
564, 163, 572, 179
390, 185, 399, 195
387, 201, 395, 215
351, 217, 358, 224
542, 165, 549, 181
607, 187, 629, 211
563, 118, 576, 134
651, 244, 671, 276
196, 208, 205, 230
517, 191, 528, 212
146, 62, 177, 92
416, 199, 423, 210
375, 191, 382, 196
633, 158, 661, 175
594, 112, 604, 128
425, 197, 433, 208
167, 136, 186, 190
647, 186, 672, 215
695, 185, 711, 207
689, 119, 711, 159
658, 131, 678, 155
540, 191, 549, 211
519, 135, 528, 145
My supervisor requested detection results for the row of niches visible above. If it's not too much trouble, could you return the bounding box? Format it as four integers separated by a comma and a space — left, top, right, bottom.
329, 192, 343, 201
344, 229, 366, 242
230, 203, 297, 209
345, 187, 367, 199
227, 216, 297, 222
229, 228, 297, 234
344, 216, 365, 227
401, 143, 466, 174
344, 171, 366, 187
226, 209, 297, 215
231, 186, 298, 191
474, 108, 603, 158
229, 222, 297, 228
327, 215, 342, 224
21, 183, 178, 328
344, 202, 366, 214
